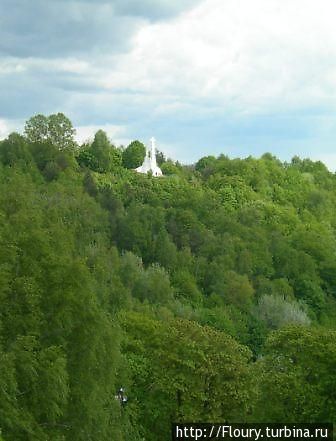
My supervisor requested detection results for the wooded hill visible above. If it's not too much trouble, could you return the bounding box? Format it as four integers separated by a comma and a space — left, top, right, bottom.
0, 113, 335, 440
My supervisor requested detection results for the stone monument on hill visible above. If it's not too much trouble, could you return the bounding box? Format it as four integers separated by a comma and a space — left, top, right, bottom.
135, 137, 163, 177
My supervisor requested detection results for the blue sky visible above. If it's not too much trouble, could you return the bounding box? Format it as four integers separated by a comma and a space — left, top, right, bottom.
1, 0, 336, 168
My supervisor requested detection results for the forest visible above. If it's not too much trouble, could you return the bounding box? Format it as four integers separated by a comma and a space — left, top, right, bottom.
0, 112, 335, 440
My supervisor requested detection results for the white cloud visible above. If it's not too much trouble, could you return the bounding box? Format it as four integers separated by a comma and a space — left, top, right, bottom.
310, 154, 336, 172
0, 119, 22, 138
75, 123, 127, 145
0, 57, 92, 75
0, 120, 10, 138
0, 61, 26, 74
3, 0, 336, 165
100, 0, 336, 115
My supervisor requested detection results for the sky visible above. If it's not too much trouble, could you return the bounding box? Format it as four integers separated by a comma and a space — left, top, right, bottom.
1, 0, 336, 168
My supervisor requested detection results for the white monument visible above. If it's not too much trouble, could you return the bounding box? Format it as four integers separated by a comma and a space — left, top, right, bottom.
135, 137, 163, 177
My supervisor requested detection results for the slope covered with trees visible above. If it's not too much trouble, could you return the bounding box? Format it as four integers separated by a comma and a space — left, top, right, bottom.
0, 113, 335, 440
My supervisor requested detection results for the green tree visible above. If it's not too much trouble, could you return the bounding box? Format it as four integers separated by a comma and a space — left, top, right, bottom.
255, 295, 310, 330
156, 149, 166, 165
89, 130, 122, 172
195, 155, 217, 174
0, 169, 124, 440
210, 270, 254, 309
122, 312, 252, 441
161, 160, 180, 175
24, 113, 76, 151
23, 114, 49, 143
47, 113, 76, 150
133, 264, 174, 305
253, 326, 336, 423
0, 133, 33, 168
122, 141, 146, 169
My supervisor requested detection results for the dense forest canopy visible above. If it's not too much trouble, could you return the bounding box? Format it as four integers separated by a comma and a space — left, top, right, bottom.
0, 113, 335, 440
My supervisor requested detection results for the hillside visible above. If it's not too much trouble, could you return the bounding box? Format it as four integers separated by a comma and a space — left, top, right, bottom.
0, 114, 335, 440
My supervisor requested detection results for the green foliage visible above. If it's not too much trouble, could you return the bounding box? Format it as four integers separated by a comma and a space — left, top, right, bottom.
24, 113, 76, 151
195, 155, 217, 173
121, 312, 252, 440
253, 326, 336, 423
210, 270, 254, 309
78, 130, 122, 172
122, 140, 146, 169
256, 295, 311, 329
0, 168, 124, 440
161, 159, 182, 175
156, 149, 166, 165
0, 133, 33, 168
0, 115, 336, 439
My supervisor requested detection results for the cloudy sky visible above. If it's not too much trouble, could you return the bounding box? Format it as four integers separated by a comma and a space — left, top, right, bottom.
1, 0, 336, 167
